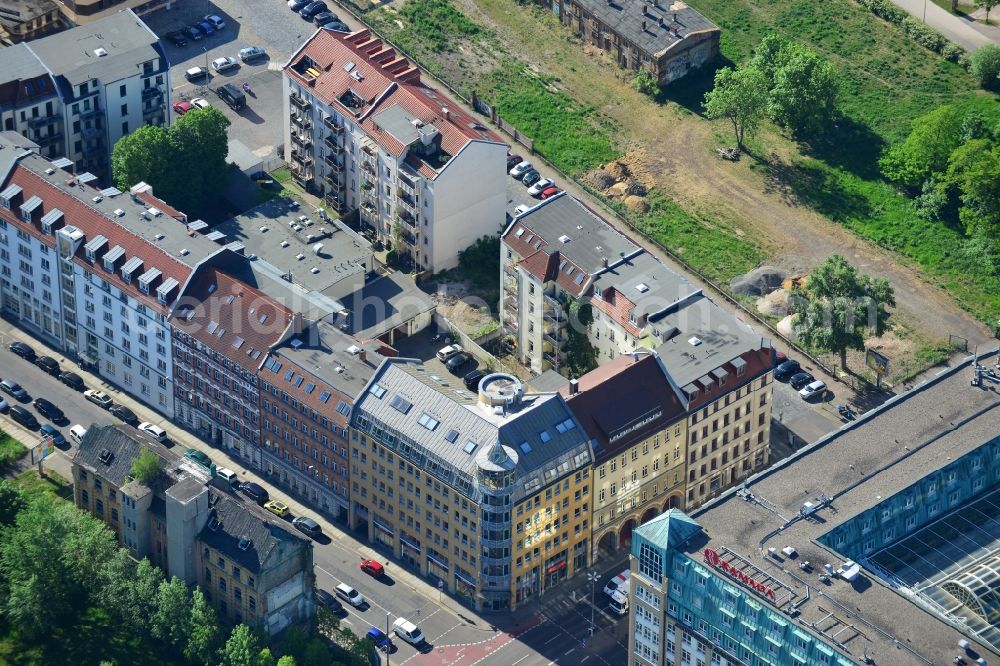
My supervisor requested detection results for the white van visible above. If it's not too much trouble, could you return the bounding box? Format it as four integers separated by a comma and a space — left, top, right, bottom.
603, 569, 630, 598
392, 617, 425, 645
609, 586, 629, 616
69, 424, 87, 445
216, 467, 238, 486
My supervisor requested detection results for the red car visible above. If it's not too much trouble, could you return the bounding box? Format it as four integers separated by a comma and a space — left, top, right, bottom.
360, 559, 384, 577
172, 100, 194, 115
540, 186, 561, 199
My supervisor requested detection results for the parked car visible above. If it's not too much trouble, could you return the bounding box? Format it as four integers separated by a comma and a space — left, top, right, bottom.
288, 0, 311, 9
293, 516, 322, 537
0, 380, 28, 401
540, 186, 561, 199
215, 83, 246, 110
299, 1, 328, 19
313, 10, 338, 25
184, 448, 212, 468
9, 405, 38, 430
322, 19, 350, 31
166, 30, 188, 47
216, 467, 239, 486
521, 169, 541, 187
367, 627, 391, 652
84, 389, 113, 409
59, 371, 85, 390
185, 66, 209, 82
35, 355, 60, 375
109, 403, 138, 425
185, 26, 204, 41
69, 424, 87, 445
773, 359, 801, 381
463, 369, 487, 391
32, 397, 63, 422
506, 153, 523, 170
360, 559, 384, 577
392, 617, 425, 646
436, 344, 463, 362
799, 380, 827, 400
8, 341, 35, 361
509, 160, 533, 177
264, 500, 290, 517
39, 423, 65, 446
190, 97, 211, 109
239, 46, 267, 62
138, 422, 168, 443
211, 56, 238, 73
789, 372, 815, 391
196, 21, 215, 36
239, 481, 269, 504
0, 398, 8, 413
172, 100, 194, 115
316, 588, 343, 613
527, 178, 554, 196
446, 352, 471, 373
335, 582, 365, 607
204, 14, 226, 30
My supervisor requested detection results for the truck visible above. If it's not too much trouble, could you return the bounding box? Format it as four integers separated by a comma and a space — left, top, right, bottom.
603, 569, 630, 598
609, 588, 629, 616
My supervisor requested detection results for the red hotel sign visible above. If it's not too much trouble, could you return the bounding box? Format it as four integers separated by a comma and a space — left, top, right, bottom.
704, 548, 777, 602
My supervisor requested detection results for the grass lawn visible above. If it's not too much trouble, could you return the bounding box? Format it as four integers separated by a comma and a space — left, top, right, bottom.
11, 468, 73, 504
0, 431, 26, 471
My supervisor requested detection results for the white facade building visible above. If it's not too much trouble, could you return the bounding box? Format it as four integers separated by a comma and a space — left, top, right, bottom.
283, 28, 507, 273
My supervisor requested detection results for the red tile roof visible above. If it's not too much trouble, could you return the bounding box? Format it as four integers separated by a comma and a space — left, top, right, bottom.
136, 189, 186, 223
0, 164, 194, 314
502, 222, 589, 297
171, 268, 293, 372
590, 287, 643, 336
286, 29, 503, 172
685, 347, 773, 411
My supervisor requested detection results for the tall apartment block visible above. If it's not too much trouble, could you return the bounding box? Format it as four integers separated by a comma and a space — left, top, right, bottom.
283, 28, 508, 272
0, 10, 170, 181
72, 424, 315, 635
350, 360, 593, 611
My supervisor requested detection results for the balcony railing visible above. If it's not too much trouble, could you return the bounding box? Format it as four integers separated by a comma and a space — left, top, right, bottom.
544, 332, 564, 348
361, 144, 374, 156
78, 106, 102, 120
290, 151, 313, 167
324, 193, 344, 212
290, 114, 312, 130
290, 167, 312, 184
503, 279, 517, 295
544, 352, 560, 367
141, 87, 163, 100
35, 132, 63, 146
543, 294, 562, 310
323, 116, 344, 134
290, 93, 311, 111
398, 210, 416, 227
27, 113, 61, 128
324, 135, 342, 152
324, 154, 343, 170
397, 191, 416, 209
360, 202, 377, 216
324, 172, 344, 190
291, 133, 312, 148
503, 263, 518, 279
361, 161, 374, 175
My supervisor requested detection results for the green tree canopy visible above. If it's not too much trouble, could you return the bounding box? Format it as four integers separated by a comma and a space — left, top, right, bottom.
879, 105, 964, 188
130, 448, 162, 484
186, 588, 224, 666
222, 624, 261, 666
970, 44, 1000, 89
97, 551, 164, 634
111, 107, 230, 219
0, 479, 26, 526
276, 656, 297, 666
750, 35, 838, 137
703, 65, 768, 151
944, 138, 1000, 237
151, 576, 194, 650
792, 255, 895, 370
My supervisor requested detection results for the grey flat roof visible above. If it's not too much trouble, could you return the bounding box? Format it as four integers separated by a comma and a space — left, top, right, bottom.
216, 197, 373, 296
654, 294, 765, 388
526, 369, 571, 393
372, 104, 436, 149
513, 193, 639, 277
591, 249, 698, 320
577, 0, 718, 57
690, 351, 1000, 665
353, 360, 592, 503
337, 272, 435, 340
0, 42, 50, 84
270, 318, 383, 397
27, 10, 161, 87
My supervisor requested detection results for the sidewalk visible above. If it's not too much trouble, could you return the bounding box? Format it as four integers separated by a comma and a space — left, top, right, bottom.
888, 0, 996, 49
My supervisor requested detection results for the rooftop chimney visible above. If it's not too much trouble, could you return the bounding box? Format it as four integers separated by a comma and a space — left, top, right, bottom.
569, 378, 579, 395
602, 256, 609, 268
642, 3, 648, 12
642, 19, 647, 30
291, 311, 304, 335
358, 349, 367, 362
442, 107, 450, 120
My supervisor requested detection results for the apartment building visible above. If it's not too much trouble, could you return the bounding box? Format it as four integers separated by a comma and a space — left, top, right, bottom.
0, 133, 226, 416
283, 28, 507, 272
258, 319, 383, 520
561, 353, 688, 561
171, 266, 296, 468
0, 10, 170, 180
350, 360, 593, 611
73, 424, 315, 635
546, 0, 719, 85
0, 1, 64, 46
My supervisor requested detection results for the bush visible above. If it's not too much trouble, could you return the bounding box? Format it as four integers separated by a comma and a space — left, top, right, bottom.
855, 0, 967, 64
970, 44, 1000, 89
632, 69, 659, 96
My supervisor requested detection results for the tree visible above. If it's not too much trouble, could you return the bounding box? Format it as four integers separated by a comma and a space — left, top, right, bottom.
766, 44, 838, 136
152, 576, 193, 650
0, 479, 26, 526
279, 626, 310, 664
878, 105, 963, 188
792, 255, 895, 370
970, 44, 1000, 89
110, 107, 230, 218
257, 648, 278, 666
749, 34, 789, 86
186, 588, 224, 666
632, 69, 659, 96
302, 638, 330, 666
977, 0, 998, 24
561, 299, 598, 378
222, 624, 261, 666
276, 657, 297, 666
130, 448, 161, 484
944, 138, 1000, 236
315, 605, 341, 638
703, 65, 768, 151
97, 551, 164, 634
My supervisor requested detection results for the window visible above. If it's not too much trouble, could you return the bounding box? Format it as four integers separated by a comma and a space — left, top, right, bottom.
120, 104, 128, 116
638, 543, 663, 583
120, 84, 127, 96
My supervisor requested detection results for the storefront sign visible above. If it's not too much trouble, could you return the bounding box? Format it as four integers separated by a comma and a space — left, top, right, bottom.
609, 409, 663, 443
704, 548, 776, 601
546, 559, 566, 575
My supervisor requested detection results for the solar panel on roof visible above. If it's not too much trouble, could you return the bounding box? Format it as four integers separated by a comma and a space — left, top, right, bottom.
389, 395, 412, 414
444, 429, 459, 443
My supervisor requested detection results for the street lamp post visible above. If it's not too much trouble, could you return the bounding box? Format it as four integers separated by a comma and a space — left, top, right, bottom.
586, 571, 601, 637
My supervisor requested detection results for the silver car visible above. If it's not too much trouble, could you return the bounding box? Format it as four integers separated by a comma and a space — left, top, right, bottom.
239, 46, 266, 62
211, 56, 239, 73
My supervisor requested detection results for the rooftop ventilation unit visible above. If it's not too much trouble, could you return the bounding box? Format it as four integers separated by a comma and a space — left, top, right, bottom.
98, 448, 113, 464
94, 48, 108, 57
688, 336, 702, 346
113, 208, 125, 217
92, 196, 102, 203
310, 267, 319, 274
313, 243, 323, 255
180, 248, 189, 256
238, 537, 251, 551
558, 234, 570, 243
280, 240, 289, 247
45, 168, 55, 175
290, 338, 303, 349
260, 226, 269, 232
155, 233, 164, 240
351, 71, 364, 81
296, 253, 305, 260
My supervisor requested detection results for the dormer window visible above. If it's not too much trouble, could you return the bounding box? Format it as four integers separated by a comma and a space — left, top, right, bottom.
0, 184, 22, 210
84, 235, 107, 263
121, 257, 143, 284
103, 245, 125, 273
19, 195, 42, 222
40, 209, 63, 234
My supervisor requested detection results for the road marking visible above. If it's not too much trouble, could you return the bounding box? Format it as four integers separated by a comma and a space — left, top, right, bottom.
544, 635, 560, 645
564, 648, 575, 655
581, 656, 590, 662
430, 621, 464, 643
512, 656, 529, 665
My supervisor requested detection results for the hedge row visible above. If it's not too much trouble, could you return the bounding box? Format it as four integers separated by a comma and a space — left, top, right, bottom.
855, 0, 970, 66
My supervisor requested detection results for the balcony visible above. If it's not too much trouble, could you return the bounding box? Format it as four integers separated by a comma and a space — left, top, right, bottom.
35, 132, 63, 146
290, 150, 313, 167
290, 93, 312, 111
324, 171, 344, 189
503, 279, 518, 296
361, 143, 375, 156
503, 263, 518, 279
324, 193, 345, 212
324, 154, 343, 170
397, 191, 416, 209
398, 209, 416, 227
323, 135, 343, 152
360, 201, 377, 216
27, 113, 61, 128
291, 132, 312, 149
141, 87, 163, 101
543, 294, 562, 310
78, 105, 102, 120
290, 167, 312, 185
544, 333, 565, 349
544, 352, 561, 367
361, 161, 375, 175
324, 116, 344, 134
290, 114, 312, 130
